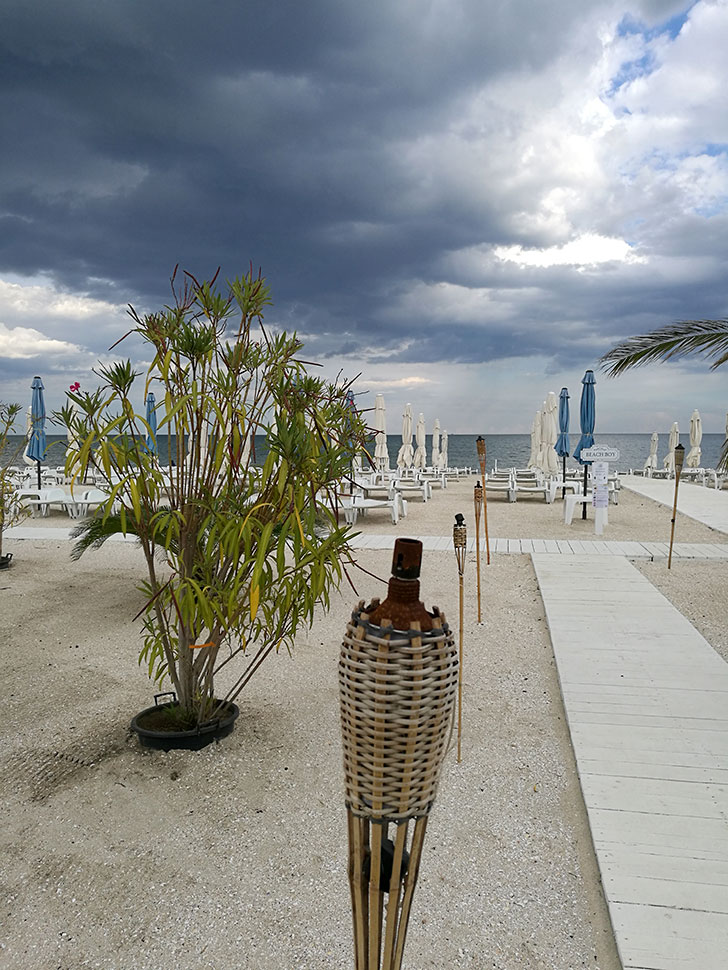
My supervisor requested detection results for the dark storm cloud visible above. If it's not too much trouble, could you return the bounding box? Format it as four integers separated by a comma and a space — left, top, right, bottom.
0, 0, 726, 389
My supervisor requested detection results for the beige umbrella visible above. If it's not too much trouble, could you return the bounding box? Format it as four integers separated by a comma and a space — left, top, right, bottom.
397, 404, 414, 470
413, 412, 427, 470
373, 394, 388, 472
431, 418, 440, 469
528, 410, 541, 469
686, 409, 702, 467
663, 422, 679, 473
537, 402, 549, 474
23, 406, 35, 467
544, 391, 559, 476
438, 429, 448, 470
643, 432, 659, 475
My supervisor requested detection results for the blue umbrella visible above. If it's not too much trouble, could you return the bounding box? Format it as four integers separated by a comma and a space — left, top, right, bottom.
555, 387, 570, 498
26, 376, 47, 489
573, 370, 596, 519
145, 392, 158, 455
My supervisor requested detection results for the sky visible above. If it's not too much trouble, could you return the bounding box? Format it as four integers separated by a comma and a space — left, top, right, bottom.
1, 0, 727, 435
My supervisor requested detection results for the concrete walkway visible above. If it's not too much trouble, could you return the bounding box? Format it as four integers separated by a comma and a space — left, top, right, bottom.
533, 553, 728, 970
622, 474, 728, 535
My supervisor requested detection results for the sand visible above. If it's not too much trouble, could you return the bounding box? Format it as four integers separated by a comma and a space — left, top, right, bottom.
1, 477, 725, 970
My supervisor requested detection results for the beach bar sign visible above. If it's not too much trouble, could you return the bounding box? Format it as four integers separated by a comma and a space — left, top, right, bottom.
580, 446, 620, 462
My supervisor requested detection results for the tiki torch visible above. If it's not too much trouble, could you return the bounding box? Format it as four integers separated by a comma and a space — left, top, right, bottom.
340, 538, 458, 970
476, 436, 490, 564
453, 514, 467, 764
473, 481, 483, 624
668, 443, 685, 570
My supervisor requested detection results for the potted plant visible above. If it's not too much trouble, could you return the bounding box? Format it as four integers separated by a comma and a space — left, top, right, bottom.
60, 267, 367, 748
0, 402, 31, 567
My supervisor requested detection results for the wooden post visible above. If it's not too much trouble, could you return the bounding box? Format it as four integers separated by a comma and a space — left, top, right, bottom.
668, 444, 685, 570
473, 482, 482, 624
476, 436, 490, 564
453, 514, 467, 763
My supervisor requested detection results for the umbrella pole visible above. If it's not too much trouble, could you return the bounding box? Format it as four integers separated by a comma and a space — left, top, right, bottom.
668, 445, 685, 570
582, 464, 588, 519
562, 456, 566, 500
36, 460, 41, 491
453, 515, 467, 763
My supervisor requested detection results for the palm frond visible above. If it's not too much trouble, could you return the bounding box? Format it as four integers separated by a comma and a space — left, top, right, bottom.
600, 319, 728, 377
719, 437, 728, 476
69, 514, 139, 561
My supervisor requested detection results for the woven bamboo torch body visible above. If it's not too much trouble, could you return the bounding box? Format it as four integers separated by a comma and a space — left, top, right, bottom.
476, 436, 490, 565
339, 538, 458, 970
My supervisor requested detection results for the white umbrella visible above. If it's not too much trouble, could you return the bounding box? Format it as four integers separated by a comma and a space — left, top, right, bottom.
643, 432, 659, 475
373, 394, 388, 472
23, 406, 35, 467
396, 403, 414, 470
663, 422, 679, 473
528, 410, 541, 469
544, 391, 559, 476
431, 418, 440, 469
537, 402, 549, 474
413, 413, 427, 470
438, 429, 448, 470
686, 409, 702, 467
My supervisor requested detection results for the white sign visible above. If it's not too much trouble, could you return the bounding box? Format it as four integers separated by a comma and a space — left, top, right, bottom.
592, 461, 608, 485
581, 446, 620, 462
592, 485, 609, 509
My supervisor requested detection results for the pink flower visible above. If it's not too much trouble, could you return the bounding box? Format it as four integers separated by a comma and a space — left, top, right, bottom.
69, 382, 81, 392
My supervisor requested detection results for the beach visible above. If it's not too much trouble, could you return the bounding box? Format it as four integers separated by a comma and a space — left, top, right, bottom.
2, 478, 726, 969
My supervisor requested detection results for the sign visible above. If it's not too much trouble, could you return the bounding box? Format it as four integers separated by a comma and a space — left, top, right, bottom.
592, 461, 608, 485
581, 446, 620, 462
592, 485, 609, 509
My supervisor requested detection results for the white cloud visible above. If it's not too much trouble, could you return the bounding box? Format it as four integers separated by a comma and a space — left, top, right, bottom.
0, 322, 83, 360
494, 232, 645, 268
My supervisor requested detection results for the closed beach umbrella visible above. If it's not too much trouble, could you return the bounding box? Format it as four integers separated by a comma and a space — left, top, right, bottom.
413, 412, 427, 470
555, 388, 570, 459
555, 387, 570, 492
439, 429, 448, 470
431, 418, 441, 469
544, 391, 559, 476
528, 410, 541, 469
537, 402, 548, 473
145, 392, 158, 456
23, 406, 35, 467
686, 409, 702, 468
573, 370, 596, 517
397, 403, 414, 470
663, 422, 679, 473
373, 394, 388, 472
644, 432, 659, 475
26, 376, 47, 489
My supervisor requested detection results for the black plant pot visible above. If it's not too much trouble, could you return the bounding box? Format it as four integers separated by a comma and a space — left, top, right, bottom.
130, 693, 240, 751
0, 553, 12, 569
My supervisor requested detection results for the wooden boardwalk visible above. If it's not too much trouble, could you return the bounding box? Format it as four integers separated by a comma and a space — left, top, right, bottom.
8, 526, 728, 560
622, 475, 728, 534
532, 553, 728, 970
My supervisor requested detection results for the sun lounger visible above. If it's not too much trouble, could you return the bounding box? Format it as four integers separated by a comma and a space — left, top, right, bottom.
17, 487, 79, 518
484, 473, 516, 502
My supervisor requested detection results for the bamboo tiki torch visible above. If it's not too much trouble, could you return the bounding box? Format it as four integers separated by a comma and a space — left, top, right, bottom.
476, 436, 490, 564
473, 481, 483, 624
340, 538, 458, 970
668, 443, 685, 570
453, 514, 467, 764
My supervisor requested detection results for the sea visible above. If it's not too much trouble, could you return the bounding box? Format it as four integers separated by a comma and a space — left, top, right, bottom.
4, 432, 726, 475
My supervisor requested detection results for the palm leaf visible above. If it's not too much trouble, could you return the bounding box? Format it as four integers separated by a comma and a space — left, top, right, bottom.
600, 319, 728, 377
69, 513, 139, 561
